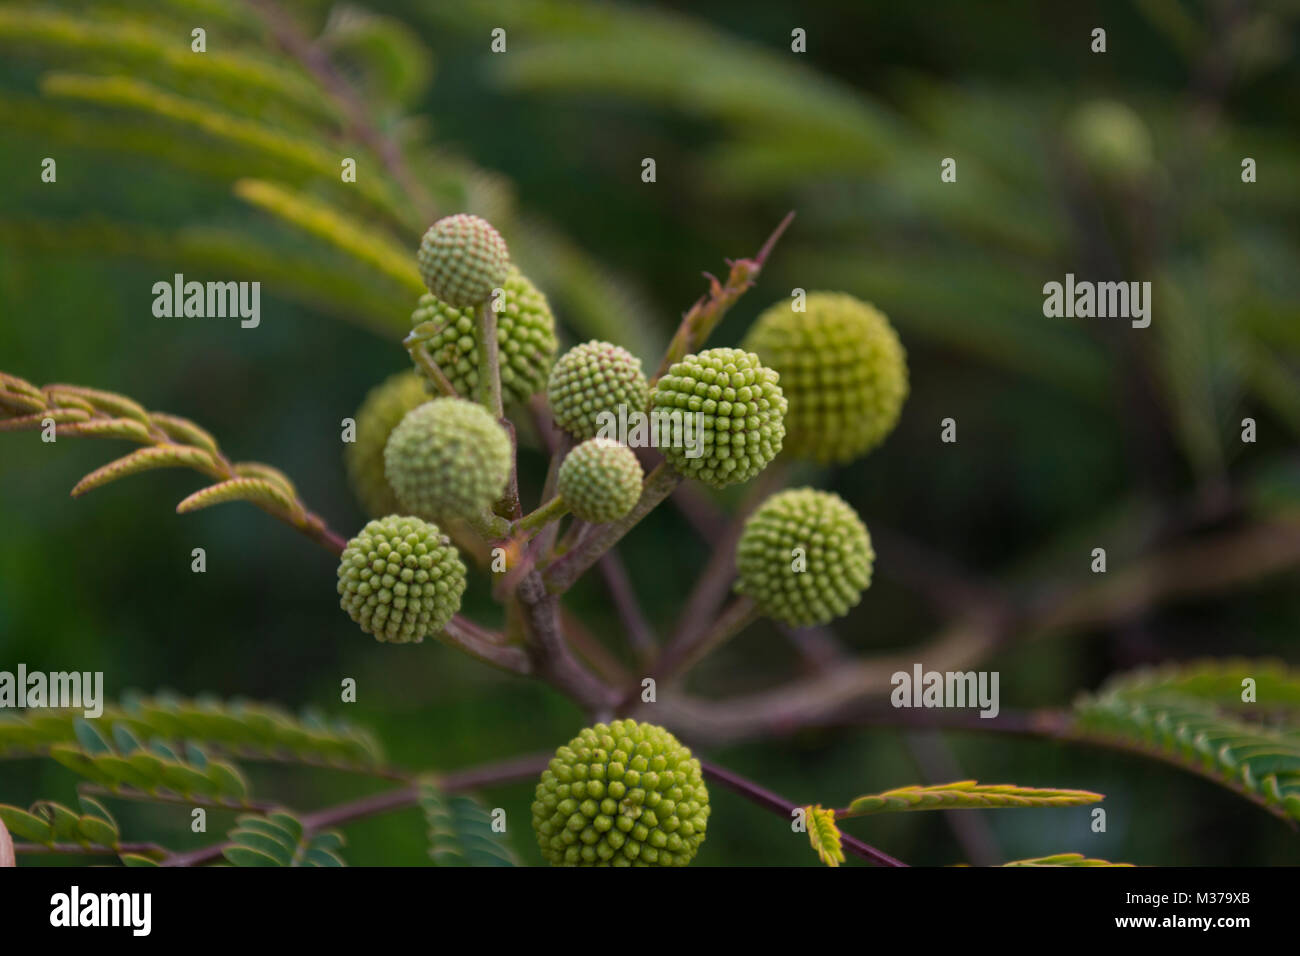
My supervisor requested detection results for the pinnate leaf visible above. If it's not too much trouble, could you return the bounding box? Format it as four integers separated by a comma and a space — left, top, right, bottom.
843, 781, 1103, 818
222, 811, 345, 867
72, 445, 223, 496
1073, 658, 1300, 823
804, 804, 844, 867
418, 777, 518, 867
176, 477, 298, 516
1003, 853, 1133, 867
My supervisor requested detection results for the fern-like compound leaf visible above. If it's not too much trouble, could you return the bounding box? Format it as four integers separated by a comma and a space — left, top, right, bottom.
804, 804, 844, 867
47, 719, 250, 804
71, 445, 225, 496
223, 811, 346, 867
1073, 659, 1300, 823
40, 72, 407, 227
0, 694, 385, 770
0, 796, 121, 849
42, 383, 151, 424
843, 781, 1103, 818
233, 178, 423, 292
175, 477, 300, 518
54, 417, 155, 442
418, 777, 519, 867
1003, 853, 1134, 867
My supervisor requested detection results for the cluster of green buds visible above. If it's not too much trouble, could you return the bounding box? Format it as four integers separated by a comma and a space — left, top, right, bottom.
334, 214, 908, 865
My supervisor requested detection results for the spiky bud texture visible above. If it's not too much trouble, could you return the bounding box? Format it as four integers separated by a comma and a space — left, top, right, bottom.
547, 341, 649, 440
735, 488, 874, 627
648, 347, 786, 488
337, 515, 466, 644
344, 371, 429, 518
384, 397, 511, 520
416, 213, 510, 307
744, 293, 908, 464
532, 720, 710, 866
557, 438, 643, 524
409, 268, 558, 406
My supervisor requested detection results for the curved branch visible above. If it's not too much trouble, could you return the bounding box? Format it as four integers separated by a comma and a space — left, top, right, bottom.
651, 518, 1300, 743
699, 757, 906, 867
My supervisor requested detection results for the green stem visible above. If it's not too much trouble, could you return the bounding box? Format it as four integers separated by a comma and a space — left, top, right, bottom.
467, 509, 512, 540
403, 335, 458, 398
543, 462, 681, 593
474, 301, 504, 417
515, 495, 569, 535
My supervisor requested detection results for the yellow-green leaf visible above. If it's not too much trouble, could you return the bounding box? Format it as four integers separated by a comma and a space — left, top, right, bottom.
43, 383, 150, 424
844, 781, 1103, 818
804, 804, 844, 867
0, 407, 91, 430
148, 412, 221, 455
176, 477, 298, 516
1004, 853, 1134, 867
56, 417, 154, 442
71, 444, 223, 496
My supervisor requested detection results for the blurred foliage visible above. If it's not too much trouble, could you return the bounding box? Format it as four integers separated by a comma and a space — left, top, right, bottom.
1, 0, 1298, 865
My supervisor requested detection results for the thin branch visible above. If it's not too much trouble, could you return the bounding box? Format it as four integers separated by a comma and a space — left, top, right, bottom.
543, 462, 682, 593
404, 334, 459, 398
162, 751, 552, 867
699, 757, 906, 867
653, 518, 1300, 744
664, 461, 787, 653
778, 623, 845, 673
515, 495, 569, 535
515, 571, 620, 713
650, 211, 795, 385
653, 596, 760, 686
597, 552, 657, 662
441, 618, 531, 675
560, 607, 635, 686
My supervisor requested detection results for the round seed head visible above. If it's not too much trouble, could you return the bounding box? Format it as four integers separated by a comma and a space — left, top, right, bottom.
532, 719, 710, 866
416, 213, 510, 307
336, 515, 466, 644
744, 293, 907, 464
344, 370, 430, 518
409, 267, 558, 406
547, 340, 649, 441
648, 347, 786, 488
384, 397, 511, 521
557, 438, 643, 524
735, 487, 874, 627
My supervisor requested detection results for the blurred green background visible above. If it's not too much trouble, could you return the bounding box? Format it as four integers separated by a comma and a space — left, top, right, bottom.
1, 0, 1298, 865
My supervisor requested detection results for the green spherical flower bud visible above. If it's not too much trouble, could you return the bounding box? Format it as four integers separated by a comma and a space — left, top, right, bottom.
532, 719, 710, 866
1065, 99, 1155, 183
344, 370, 429, 518
557, 438, 643, 524
416, 213, 510, 307
648, 347, 786, 488
735, 487, 873, 627
337, 515, 466, 643
409, 267, 558, 406
744, 293, 907, 465
384, 397, 511, 520
547, 340, 649, 440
